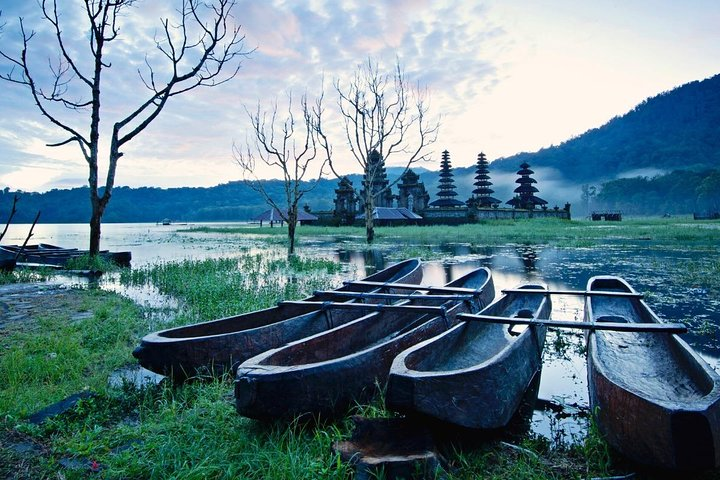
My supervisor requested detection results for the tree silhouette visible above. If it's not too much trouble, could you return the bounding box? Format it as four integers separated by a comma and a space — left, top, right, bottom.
0, 1, 250, 255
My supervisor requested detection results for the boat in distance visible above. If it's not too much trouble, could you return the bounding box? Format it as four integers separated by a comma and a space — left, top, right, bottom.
234, 267, 495, 420
386, 284, 550, 429
133, 259, 423, 381
586, 275, 720, 470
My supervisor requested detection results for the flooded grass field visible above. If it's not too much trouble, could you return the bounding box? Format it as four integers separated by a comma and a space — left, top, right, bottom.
1, 218, 719, 478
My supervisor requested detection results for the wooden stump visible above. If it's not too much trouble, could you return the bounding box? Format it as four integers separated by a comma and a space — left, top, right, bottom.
334, 416, 445, 479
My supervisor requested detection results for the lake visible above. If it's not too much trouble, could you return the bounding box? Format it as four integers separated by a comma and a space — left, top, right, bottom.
4, 221, 719, 446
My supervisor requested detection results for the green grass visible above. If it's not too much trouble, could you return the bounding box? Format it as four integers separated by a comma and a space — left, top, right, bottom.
185, 217, 720, 250
119, 253, 344, 324
4, 242, 715, 478
0, 268, 52, 285
64, 254, 119, 272
0, 289, 143, 419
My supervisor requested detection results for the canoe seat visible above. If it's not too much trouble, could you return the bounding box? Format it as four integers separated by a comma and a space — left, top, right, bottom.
596, 315, 628, 323
509, 309, 534, 336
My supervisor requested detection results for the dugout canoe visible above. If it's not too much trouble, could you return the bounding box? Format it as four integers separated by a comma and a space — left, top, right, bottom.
234, 267, 494, 420
133, 259, 423, 381
386, 284, 550, 429
0, 244, 131, 267
586, 275, 720, 469
0, 257, 16, 272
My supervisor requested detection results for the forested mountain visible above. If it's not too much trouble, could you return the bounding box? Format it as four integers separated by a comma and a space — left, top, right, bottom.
594, 169, 720, 216
3, 74, 719, 222
491, 73, 720, 182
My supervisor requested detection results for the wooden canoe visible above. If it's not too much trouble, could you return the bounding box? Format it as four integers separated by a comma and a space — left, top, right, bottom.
133, 259, 423, 381
586, 275, 720, 469
0, 244, 131, 267
0, 257, 16, 273
386, 284, 550, 429
234, 267, 495, 420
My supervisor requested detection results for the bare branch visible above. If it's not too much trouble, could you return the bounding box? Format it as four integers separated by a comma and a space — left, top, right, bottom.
235, 88, 327, 255
315, 57, 439, 243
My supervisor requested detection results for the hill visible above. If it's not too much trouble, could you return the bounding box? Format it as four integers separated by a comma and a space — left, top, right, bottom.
491, 73, 720, 183
3, 73, 719, 222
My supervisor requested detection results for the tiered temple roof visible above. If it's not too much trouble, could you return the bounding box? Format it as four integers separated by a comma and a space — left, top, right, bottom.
429, 150, 464, 207
360, 149, 394, 208
469, 152, 501, 207
506, 161, 547, 209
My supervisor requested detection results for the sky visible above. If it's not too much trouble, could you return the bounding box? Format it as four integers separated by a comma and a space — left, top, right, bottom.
0, 0, 718, 192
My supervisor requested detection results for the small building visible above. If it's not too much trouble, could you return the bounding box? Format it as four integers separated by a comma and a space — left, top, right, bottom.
254, 208, 318, 227
333, 176, 358, 225
356, 207, 422, 226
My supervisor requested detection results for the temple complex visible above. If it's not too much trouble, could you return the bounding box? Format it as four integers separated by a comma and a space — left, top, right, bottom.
313, 150, 569, 225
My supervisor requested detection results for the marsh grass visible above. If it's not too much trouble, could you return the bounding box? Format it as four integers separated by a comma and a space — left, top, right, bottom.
186, 217, 720, 250
0, 268, 52, 285
119, 253, 344, 324
64, 254, 118, 272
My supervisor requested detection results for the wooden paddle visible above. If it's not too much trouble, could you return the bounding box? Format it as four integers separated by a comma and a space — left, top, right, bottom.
458, 313, 688, 334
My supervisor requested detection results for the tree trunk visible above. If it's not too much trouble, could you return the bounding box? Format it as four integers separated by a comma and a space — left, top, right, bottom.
288, 222, 296, 256
364, 198, 375, 244
89, 199, 103, 256
287, 205, 298, 256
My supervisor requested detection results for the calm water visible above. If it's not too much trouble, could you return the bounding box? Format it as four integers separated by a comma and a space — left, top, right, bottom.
5, 222, 719, 446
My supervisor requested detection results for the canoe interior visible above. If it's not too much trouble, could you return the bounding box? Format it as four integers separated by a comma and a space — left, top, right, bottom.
590, 277, 715, 404
405, 286, 547, 372
154, 258, 422, 339
251, 268, 490, 368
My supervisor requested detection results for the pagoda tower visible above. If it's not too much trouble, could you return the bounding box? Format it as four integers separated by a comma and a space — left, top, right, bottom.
397, 169, 430, 212
468, 152, 501, 207
360, 149, 394, 208
506, 161, 548, 209
429, 150, 464, 207
333, 176, 357, 224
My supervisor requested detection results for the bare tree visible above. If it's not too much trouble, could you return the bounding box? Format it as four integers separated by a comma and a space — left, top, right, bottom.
0, 0, 251, 255
0, 194, 19, 242
316, 58, 439, 243
234, 92, 327, 256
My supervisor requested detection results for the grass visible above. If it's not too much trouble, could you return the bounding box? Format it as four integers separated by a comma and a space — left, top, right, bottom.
0, 289, 143, 419
2, 220, 719, 478
0, 268, 52, 285
118, 253, 344, 324
64, 254, 119, 272
185, 217, 720, 250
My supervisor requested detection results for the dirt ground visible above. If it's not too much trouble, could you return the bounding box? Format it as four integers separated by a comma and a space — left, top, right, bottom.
0, 282, 94, 332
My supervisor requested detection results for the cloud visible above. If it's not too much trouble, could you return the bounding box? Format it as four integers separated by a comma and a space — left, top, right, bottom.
1, 1, 719, 192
